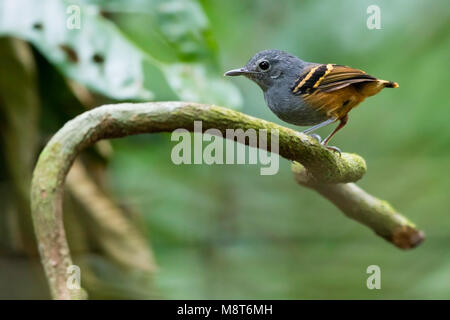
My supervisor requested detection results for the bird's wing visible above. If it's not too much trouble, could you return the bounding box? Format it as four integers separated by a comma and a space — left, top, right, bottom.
292, 64, 377, 94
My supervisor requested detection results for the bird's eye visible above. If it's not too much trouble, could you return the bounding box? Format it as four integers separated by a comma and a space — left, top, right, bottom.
258, 60, 270, 71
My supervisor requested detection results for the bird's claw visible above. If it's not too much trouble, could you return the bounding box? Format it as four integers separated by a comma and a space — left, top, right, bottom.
308, 133, 322, 143
323, 145, 342, 156
304, 132, 341, 155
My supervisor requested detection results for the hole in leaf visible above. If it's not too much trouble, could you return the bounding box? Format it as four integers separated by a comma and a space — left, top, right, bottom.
33, 22, 43, 30
92, 53, 105, 64
100, 10, 113, 20
59, 44, 78, 63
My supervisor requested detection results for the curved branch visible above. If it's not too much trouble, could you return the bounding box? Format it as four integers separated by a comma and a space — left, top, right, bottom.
30, 102, 423, 299
292, 162, 424, 249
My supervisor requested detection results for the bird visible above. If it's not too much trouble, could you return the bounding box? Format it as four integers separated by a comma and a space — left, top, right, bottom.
224, 49, 398, 152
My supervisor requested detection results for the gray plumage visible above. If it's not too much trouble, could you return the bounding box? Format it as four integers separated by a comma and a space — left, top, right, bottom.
225, 49, 328, 126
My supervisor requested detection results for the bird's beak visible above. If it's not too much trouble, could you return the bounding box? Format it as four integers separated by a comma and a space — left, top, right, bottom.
224, 67, 248, 76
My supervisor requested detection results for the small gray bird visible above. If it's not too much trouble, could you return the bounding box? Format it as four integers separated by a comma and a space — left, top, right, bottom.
225, 49, 398, 151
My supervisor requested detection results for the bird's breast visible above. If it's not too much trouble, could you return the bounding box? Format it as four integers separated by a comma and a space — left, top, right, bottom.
264, 89, 330, 126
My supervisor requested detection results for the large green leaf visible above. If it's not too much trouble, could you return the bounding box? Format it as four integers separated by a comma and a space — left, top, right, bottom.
90, 0, 243, 107
0, 0, 153, 100
90, 0, 218, 63
0, 0, 242, 107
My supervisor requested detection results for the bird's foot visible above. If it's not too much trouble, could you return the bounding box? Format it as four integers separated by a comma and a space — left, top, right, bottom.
307, 133, 322, 143
304, 132, 341, 155
322, 144, 342, 156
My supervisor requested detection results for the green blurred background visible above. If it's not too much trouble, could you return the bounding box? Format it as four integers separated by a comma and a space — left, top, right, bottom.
0, 0, 449, 299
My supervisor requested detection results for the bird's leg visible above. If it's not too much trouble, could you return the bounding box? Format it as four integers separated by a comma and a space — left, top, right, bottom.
302, 118, 336, 142
303, 118, 336, 134
321, 115, 348, 154
322, 115, 348, 145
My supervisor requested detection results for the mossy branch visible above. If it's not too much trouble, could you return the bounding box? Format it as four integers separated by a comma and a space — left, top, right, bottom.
30, 102, 424, 299
292, 162, 424, 249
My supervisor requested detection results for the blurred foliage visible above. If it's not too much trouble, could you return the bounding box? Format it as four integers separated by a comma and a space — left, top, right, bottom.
0, 0, 449, 299
0, 0, 152, 100
0, 37, 39, 254
0, 0, 242, 106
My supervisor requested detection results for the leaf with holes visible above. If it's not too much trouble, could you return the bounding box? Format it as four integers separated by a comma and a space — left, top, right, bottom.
0, 0, 242, 107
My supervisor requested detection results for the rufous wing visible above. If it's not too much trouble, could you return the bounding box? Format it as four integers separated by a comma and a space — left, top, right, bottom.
291, 64, 380, 118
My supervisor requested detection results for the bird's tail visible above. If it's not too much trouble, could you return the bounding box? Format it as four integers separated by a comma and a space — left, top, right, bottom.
380, 80, 399, 88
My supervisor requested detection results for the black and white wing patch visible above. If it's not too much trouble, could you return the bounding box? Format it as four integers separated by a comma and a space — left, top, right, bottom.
292, 64, 377, 94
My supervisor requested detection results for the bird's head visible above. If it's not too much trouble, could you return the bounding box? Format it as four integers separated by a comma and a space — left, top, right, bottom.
225, 49, 305, 91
